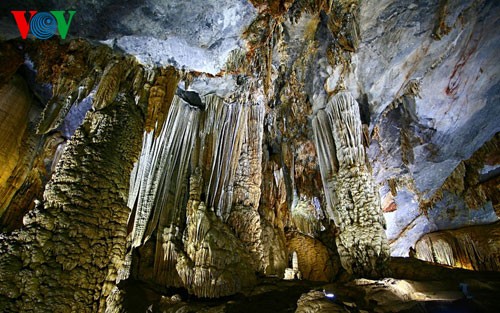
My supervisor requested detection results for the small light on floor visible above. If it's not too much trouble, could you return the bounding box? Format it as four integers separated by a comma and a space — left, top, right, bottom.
323, 289, 335, 299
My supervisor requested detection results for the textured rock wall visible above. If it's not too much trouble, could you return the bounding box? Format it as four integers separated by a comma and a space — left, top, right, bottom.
286, 231, 338, 281
0, 76, 31, 193
295, 290, 346, 313
0, 74, 63, 232
0, 41, 145, 312
415, 222, 500, 271
0, 42, 54, 231
386, 133, 499, 256
360, 0, 500, 256
0, 75, 34, 226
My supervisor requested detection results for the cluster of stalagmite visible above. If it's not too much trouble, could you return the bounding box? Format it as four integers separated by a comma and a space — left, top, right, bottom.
177, 170, 256, 297
313, 92, 390, 277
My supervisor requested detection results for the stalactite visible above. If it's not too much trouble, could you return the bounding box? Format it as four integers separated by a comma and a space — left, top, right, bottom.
198, 94, 246, 219
415, 222, 500, 271
35, 42, 113, 134
94, 60, 131, 110
146, 67, 180, 133
127, 92, 261, 295
312, 110, 339, 222
291, 199, 321, 236
129, 96, 200, 246
313, 91, 390, 278
127, 95, 200, 287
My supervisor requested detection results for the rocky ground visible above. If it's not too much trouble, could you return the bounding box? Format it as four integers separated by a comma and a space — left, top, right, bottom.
115, 258, 500, 313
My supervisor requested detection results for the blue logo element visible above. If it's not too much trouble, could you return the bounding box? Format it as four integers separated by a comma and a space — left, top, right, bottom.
30, 12, 57, 39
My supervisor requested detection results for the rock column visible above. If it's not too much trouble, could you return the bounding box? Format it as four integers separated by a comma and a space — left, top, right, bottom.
313, 91, 389, 277
0, 92, 144, 312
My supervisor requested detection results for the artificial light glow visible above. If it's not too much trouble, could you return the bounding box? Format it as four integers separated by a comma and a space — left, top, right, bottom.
323, 289, 335, 298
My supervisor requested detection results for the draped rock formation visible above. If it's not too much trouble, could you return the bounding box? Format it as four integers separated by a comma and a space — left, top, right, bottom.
313, 92, 390, 277
126, 94, 263, 297
415, 222, 500, 271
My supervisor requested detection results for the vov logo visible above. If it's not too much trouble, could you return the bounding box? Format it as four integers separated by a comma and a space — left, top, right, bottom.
11, 11, 76, 40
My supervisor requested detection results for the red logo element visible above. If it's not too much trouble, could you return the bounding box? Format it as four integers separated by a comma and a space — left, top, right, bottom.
11, 11, 38, 39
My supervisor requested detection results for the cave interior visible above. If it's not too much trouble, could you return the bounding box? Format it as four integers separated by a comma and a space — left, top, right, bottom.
0, 0, 499, 312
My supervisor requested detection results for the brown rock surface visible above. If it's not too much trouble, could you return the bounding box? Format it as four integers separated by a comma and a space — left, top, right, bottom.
415, 222, 500, 271
0, 53, 145, 312
286, 231, 338, 281
295, 290, 347, 313
0, 75, 32, 220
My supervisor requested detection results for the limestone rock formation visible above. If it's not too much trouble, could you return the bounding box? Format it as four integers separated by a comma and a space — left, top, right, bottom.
286, 231, 338, 281
313, 92, 390, 277
295, 290, 347, 313
0, 75, 35, 228
0, 0, 499, 312
415, 222, 500, 271
0, 41, 145, 312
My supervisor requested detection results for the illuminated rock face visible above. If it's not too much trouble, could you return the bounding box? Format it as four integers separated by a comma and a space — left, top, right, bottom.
0, 75, 34, 228
126, 95, 261, 298
0, 0, 499, 311
415, 222, 500, 271
358, 0, 500, 256
0, 69, 145, 311
313, 92, 390, 277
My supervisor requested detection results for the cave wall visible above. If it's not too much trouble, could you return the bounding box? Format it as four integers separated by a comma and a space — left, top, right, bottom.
0, 0, 499, 311
356, 0, 500, 256
415, 221, 500, 271
0, 42, 61, 232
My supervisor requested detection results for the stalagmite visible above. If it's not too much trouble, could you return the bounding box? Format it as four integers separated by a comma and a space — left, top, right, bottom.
176, 170, 256, 298
0, 79, 144, 312
228, 104, 267, 271
313, 91, 390, 277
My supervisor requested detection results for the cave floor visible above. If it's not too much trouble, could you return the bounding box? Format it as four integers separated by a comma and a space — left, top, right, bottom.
119, 258, 500, 313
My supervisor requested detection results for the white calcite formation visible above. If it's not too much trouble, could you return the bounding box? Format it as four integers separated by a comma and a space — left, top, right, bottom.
126, 93, 264, 297
313, 92, 390, 277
